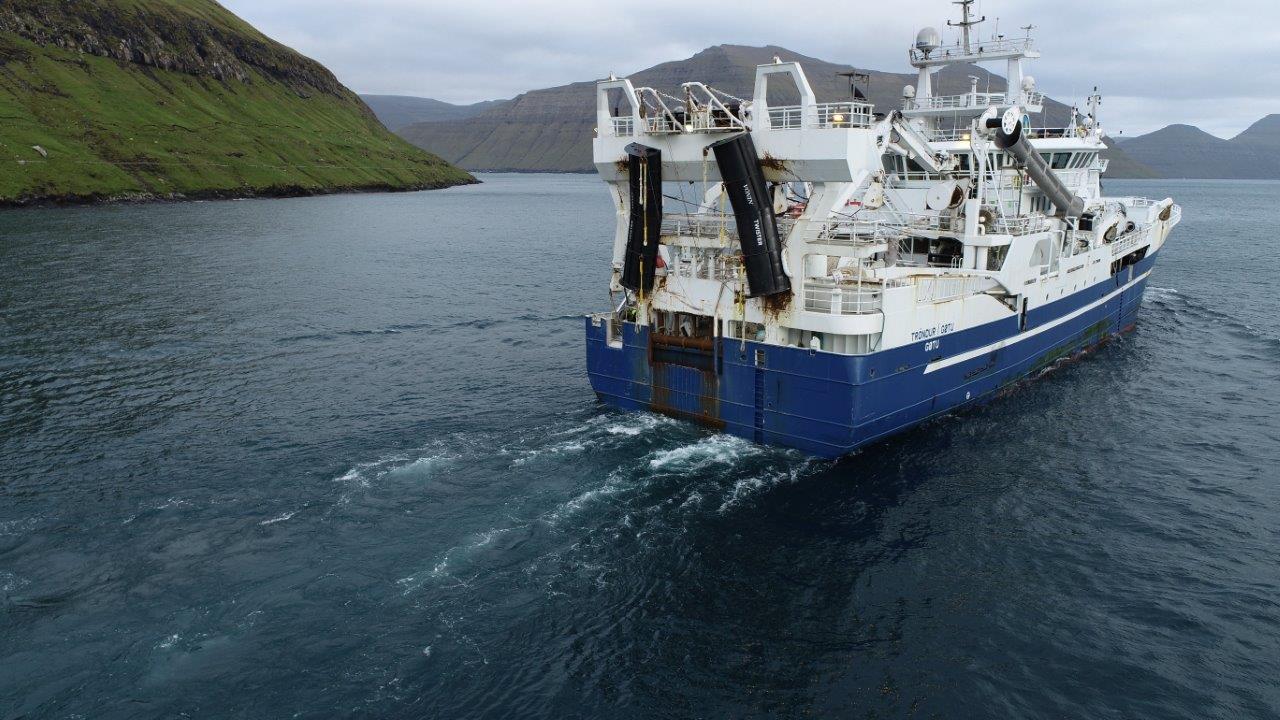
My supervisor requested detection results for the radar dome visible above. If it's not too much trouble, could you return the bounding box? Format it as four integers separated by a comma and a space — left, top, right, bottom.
1022, 76, 1037, 92
915, 27, 942, 53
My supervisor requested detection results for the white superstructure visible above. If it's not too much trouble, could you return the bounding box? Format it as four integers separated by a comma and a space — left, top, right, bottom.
591, 3, 1180, 358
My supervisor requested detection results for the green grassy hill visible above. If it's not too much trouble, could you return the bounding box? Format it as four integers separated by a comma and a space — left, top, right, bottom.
0, 0, 474, 206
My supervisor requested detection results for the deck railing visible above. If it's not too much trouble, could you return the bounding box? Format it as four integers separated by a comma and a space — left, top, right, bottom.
990, 214, 1049, 236
804, 282, 884, 315
1109, 226, 1153, 257
909, 36, 1037, 63
912, 275, 999, 304
661, 214, 736, 239
906, 91, 1043, 112
767, 102, 875, 130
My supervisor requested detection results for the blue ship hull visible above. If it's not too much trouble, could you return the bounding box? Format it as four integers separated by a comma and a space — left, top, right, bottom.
586, 253, 1158, 458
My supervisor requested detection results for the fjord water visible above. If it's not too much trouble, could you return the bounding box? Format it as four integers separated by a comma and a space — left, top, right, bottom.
2, 175, 1278, 719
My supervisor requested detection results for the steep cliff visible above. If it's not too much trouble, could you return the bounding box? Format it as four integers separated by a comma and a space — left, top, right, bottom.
0, 0, 474, 206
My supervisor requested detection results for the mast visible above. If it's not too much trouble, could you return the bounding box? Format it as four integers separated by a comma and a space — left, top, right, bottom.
949, 0, 986, 54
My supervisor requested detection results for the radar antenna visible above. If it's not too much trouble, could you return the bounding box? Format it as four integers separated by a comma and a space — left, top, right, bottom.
948, 0, 986, 54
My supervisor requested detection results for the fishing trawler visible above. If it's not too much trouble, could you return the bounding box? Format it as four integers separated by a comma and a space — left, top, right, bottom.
584, 2, 1181, 458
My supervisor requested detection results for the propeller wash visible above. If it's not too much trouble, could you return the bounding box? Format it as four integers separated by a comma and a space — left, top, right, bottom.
584, 3, 1181, 458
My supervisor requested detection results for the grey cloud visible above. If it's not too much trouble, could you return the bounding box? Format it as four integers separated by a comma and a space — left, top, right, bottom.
223, 0, 1280, 137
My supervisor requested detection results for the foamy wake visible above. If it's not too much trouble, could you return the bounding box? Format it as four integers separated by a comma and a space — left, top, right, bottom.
259, 510, 298, 526
1144, 286, 1180, 304
333, 451, 453, 501
0, 517, 42, 537
398, 524, 528, 594
605, 413, 679, 437
648, 434, 760, 471
512, 439, 587, 465
717, 460, 818, 513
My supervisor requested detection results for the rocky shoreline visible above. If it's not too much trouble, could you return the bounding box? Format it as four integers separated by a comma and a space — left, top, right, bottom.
0, 177, 481, 210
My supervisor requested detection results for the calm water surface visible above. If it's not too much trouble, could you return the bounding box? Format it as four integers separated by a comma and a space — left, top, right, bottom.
2, 175, 1279, 718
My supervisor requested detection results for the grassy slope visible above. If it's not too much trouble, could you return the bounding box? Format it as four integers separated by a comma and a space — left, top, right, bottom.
0, 0, 473, 204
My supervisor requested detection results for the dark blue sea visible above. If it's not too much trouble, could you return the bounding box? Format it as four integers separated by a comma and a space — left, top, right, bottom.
2, 175, 1278, 719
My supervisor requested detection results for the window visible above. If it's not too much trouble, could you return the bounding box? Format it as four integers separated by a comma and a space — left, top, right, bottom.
1051, 153, 1072, 169
1070, 153, 1095, 169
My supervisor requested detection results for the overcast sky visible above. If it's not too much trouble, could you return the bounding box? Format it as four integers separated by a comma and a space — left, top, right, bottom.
220, 0, 1280, 138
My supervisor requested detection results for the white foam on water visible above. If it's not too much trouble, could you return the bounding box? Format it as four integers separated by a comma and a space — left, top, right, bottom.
333, 451, 453, 503
386, 454, 453, 478
0, 517, 41, 536
717, 456, 821, 513
679, 491, 705, 510
512, 439, 587, 466
547, 470, 629, 522
606, 413, 678, 437
157, 633, 181, 650
259, 510, 297, 526
398, 524, 526, 594
648, 434, 758, 471
1, 571, 29, 594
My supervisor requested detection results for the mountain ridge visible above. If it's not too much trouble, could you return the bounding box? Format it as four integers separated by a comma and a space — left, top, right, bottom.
1114, 116, 1280, 179
361, 95, 505, 132
398, 44, 1075, 174
393, 43, 1276, 181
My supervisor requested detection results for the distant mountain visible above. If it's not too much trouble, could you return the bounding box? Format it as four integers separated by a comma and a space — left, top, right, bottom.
1108, 115, 1280, 179
397, 44, 1075, 173
1232, 114, 1280, 151
1101, 140, 1160, 179
0, 0, 472, 206
361, 95, 505, 132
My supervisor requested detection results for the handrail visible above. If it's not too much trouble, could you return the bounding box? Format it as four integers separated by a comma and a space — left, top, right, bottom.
906, 91, 1044, 112
913, 275, 1000, 304
909, 36, 1037, 64
990, 214, 1049, 236
794, 218, 888, 246
767, 101, 875, 130
804, 281, 884, 315
920, 127, 1088, 142
1109, 226, 1153, 256
661, 213, 736, 239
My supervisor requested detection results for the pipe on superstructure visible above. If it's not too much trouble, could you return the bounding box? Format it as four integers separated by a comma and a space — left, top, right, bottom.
992, 115, 1086, 219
